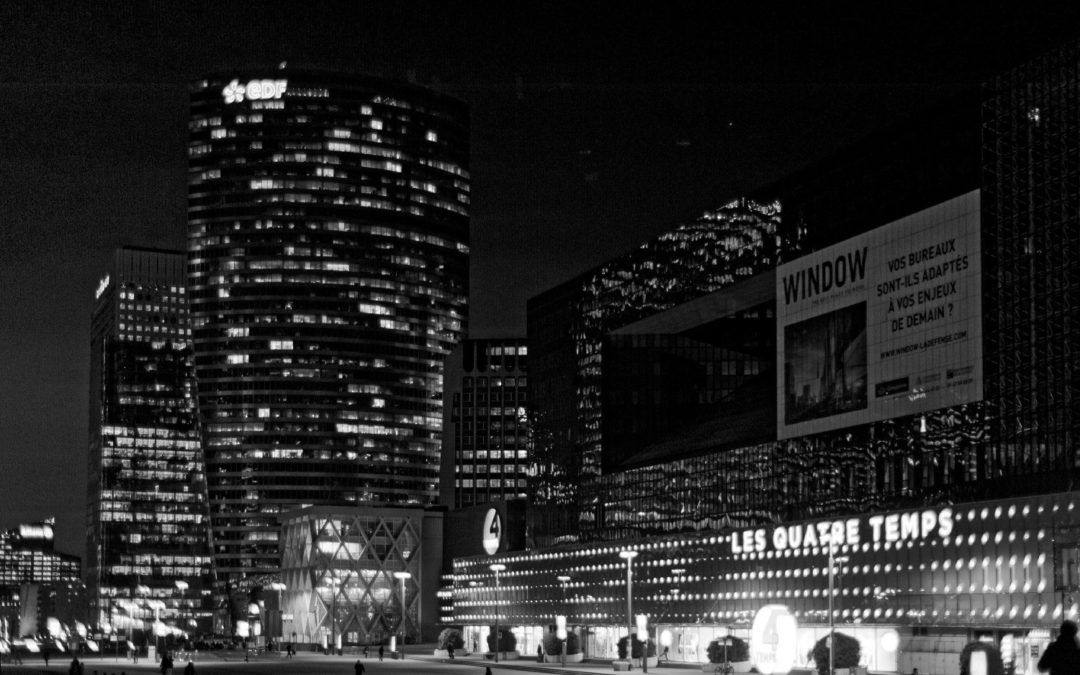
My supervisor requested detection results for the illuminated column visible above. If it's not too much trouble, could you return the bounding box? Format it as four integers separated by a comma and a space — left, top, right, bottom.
557, 574, 571, 667
393, 572, 411, 660
490, 564, 506, 663
618, 550, 638, 666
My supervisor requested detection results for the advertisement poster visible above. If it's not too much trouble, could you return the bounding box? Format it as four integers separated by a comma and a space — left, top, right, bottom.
777, 191, 982, 439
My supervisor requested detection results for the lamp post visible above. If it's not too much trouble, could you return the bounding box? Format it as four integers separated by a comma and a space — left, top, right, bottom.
174, 579, 189, 640
827, 545, 849, 675
618, 550, 639, 670
393, 572, 412, 660
556, 574, 571, 667
490, 563, 506, 663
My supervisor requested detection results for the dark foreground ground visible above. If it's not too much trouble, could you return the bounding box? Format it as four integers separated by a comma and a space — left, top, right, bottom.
0, 647, 702, 675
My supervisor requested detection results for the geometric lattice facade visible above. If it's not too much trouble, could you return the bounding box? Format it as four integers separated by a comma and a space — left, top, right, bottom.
279, 506, 442, 645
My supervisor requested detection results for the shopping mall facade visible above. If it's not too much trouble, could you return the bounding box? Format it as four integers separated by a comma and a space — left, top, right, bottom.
453, 491, 1073, 673
447, 42, 1080, 674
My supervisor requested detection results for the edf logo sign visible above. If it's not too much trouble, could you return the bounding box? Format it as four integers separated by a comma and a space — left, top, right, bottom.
222, 79, 288, 104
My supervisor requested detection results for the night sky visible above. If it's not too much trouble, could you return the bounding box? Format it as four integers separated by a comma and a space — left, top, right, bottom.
2, 1, 1077, 558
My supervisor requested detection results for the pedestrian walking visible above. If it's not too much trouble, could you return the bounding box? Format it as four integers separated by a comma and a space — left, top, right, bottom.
1038, 620, 1080, 675
184, 660, 196, 675
354, 659, 366, 674
378, 644, 384, 661
447, 643, 455, 659
160, 650, 174, 674
68, 656, 81, 674
362, 644, 369, 658
485, 667, 493, 675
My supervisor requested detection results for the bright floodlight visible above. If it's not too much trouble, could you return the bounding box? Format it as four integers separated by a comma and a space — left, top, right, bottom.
557, 575, 571, 583
490, 563, 506, 572
393, 571, 412, 580
619, 550, 639, 560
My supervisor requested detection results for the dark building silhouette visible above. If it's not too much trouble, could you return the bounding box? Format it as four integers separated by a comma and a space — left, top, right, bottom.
526, 198, 783, 543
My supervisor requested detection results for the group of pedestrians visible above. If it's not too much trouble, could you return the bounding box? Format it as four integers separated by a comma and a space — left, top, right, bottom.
352, 643, 386, 673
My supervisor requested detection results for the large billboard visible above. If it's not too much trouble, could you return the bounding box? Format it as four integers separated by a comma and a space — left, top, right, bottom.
777, 191, 982, 438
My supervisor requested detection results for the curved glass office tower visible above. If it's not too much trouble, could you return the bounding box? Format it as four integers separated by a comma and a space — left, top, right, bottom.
188, 70, 469, 581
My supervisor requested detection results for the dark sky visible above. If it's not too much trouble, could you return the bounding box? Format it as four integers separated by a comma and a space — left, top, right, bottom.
2, 1, 1078, 558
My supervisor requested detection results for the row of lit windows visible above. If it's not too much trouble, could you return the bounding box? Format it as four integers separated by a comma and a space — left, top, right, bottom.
457, 479, 528, 489
464, 377, 527, 388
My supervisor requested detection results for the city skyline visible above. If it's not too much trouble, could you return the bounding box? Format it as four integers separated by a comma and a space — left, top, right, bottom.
3, 2, 1080, 558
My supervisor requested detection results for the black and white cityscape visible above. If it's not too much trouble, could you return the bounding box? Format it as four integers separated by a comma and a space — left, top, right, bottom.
6, 4, 1080, 674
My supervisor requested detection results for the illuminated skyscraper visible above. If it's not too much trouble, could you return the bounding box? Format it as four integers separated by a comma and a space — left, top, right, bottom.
86, 247, 213, 634
187, 71, 469, 583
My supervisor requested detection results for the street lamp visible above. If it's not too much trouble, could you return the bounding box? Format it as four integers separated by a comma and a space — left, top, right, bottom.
618, 550, 639, 670
490, 563, 506, 663
556, 575, 571, 667
827, 545, 849, 675
174, 580, 189, 645
393, 572, 412, 660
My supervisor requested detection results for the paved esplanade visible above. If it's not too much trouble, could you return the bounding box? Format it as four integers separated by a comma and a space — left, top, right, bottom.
1, 650, 700, 675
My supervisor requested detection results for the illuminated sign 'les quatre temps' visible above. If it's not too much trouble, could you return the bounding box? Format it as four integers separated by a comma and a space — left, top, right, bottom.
222, 79, 288, 104
732, 507, 954, 555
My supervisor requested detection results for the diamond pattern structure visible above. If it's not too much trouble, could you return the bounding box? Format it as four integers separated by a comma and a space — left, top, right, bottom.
279, 506, 439, 646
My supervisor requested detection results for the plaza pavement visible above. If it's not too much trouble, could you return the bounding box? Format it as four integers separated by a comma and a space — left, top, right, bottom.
0, 647, 703, 675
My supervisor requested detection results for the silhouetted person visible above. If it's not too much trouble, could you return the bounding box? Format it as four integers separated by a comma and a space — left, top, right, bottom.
447, 643, 455, 659
69, 656, 81, 674
354, 659, 366, 674
378, 644, 384, 661
485, 667, 493, 675
43, 648, 49, 666
362, 645, 369, 658
538, 644, 544, 662
1039, 620, 1080, 675
184, 661, 196, 675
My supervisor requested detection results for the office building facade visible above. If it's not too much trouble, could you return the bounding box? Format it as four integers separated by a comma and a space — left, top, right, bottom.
187, 70, 470, 584
527, 198, 783, 543
86, 247, 213, 635
449, 41, 1079, 672
440, 338, 530, 509
0, 521, 84, 640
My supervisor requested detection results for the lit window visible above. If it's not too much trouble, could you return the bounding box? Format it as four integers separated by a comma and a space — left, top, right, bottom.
227, 354, 249, 364
426, 130, 438, 142
269, 340, 293, 350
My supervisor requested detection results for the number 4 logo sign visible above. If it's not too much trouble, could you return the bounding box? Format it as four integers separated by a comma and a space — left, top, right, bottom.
482, 508, 502, 555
